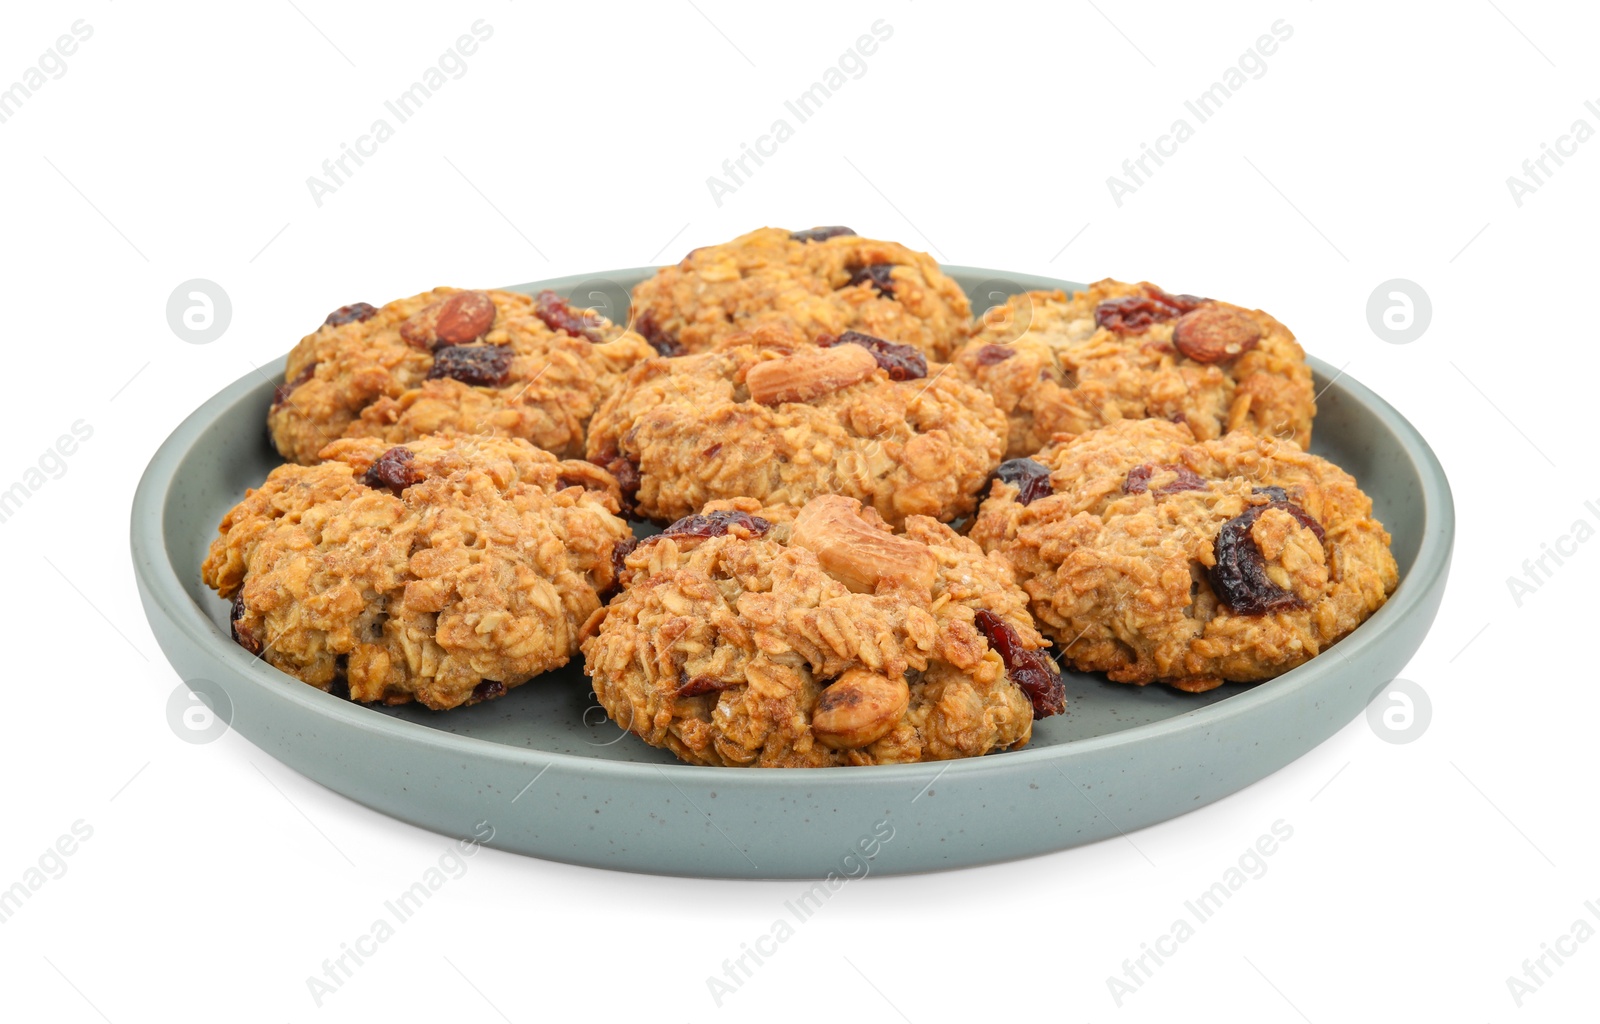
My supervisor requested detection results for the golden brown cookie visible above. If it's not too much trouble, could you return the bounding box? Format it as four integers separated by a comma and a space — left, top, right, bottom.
629, 226, 972, 360
969, 419, 1396, 692
201, 434, 633, 710
580, 495, 1066, 767
585, 323, 1006, 527
954, 279, 1315, 459
269, 288, 654, 465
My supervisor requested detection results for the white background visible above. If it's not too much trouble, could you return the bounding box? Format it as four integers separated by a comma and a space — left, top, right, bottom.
1, 1, 1596, 1020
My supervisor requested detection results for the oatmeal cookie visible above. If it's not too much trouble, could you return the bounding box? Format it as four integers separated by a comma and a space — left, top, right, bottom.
585, 323, 1006, 527
580, 495, 1066, 767
269, 288, 654, 465
954, 280, 1315, 458
201, 434, 633, 710
629, 226, 972, 360
970, 418, 1396, 692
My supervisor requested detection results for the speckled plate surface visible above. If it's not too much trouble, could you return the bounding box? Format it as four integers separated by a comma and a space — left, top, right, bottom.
130, 268, 1453, 878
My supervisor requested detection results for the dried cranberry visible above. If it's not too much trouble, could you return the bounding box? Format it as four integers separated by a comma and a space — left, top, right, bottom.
845, 263, 897, 298
974, 344, 1016, 366
790, 226, 856, 243
703, 443, 723, 459
677, 675, 739, 698
363, 446, 418, 495
995, 458, 1053, 505
1094, 287, 1206, 335
593, 447, 641, 512
230, 593, 262, 655
608, 460, 640, 497
974, 610, 1066, 719
823, 330, 926, 380
1124, 463, 1209, 496
472, 680, 506, 702
324, 302, 378, 327
600, 537, 636, 601
1209, 501, 1326, 615
273, 364, 316, 408
428, 345, 513, 387
662, 509, 771, 540
533, 289, 605, 342
634, 310, 684, 357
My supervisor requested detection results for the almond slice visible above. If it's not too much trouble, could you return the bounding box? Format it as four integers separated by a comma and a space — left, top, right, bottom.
399, 290, 497, 348
1173, 305, 1261, 363
745, 343, 878, 405
435, 290, 496, 344
790, 495, 936, 594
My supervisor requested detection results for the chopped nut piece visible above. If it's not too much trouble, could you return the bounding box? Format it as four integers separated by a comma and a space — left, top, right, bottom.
397, 290, 497, 348
790, 495, 936, 594
744, 343, 879, 405
398, 301, 442, 348
811, 669, 910, 749
434, 290, 497, 344
1173, 305, 1262, 363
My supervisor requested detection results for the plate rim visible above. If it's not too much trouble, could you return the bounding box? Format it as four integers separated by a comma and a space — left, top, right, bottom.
130, 266, 1456, 785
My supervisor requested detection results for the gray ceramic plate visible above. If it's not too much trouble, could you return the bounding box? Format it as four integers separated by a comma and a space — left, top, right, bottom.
131, 267, 1453, 878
